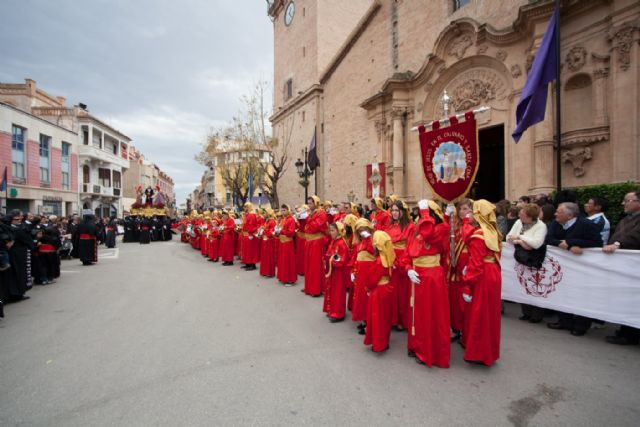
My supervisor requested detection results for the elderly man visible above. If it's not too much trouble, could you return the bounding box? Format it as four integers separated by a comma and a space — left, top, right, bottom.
546, 202, 603, 336
602, 191, 640, 345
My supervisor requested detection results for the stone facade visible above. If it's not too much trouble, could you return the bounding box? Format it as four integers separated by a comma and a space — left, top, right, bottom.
269, 0, 640, 206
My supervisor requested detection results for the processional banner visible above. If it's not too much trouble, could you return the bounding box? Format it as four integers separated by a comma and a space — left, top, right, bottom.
366, 163, 386, 199
418, 111, 479, 203
501, 245, 640, 328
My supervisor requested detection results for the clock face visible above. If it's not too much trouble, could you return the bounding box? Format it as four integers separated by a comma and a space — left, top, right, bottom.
284, 1, 295, 26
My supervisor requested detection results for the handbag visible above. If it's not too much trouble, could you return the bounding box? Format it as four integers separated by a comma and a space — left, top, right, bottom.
514, 244, 547, 269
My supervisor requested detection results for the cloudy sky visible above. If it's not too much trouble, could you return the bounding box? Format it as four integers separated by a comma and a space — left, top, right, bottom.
0, 0, 273, 204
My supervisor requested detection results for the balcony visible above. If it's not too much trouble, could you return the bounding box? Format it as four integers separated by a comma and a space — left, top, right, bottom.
78, 144, 129, 169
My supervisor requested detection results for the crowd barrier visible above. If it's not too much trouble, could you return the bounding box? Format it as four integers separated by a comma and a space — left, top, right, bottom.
501, 245, 640, 328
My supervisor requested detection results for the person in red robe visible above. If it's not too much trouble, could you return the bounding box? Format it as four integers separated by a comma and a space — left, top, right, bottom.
351, 218, 375, 335
405, 199, 450, 368
370, 197, 391, 231
461, 199, 503, 367
241, 203, 259, 271
303, 195, 328, 297
332, 202, 348, 223
446, 198, 474, 343
363, 230, 396, 352
256, 209, 265, 260
323, 222, 350, 321
207, 215, 220, 262
220, 211, 236, 266
276, 204, 297, 285
200, 212, 210, 257
386, 200, 415, 330
295, 205, 308, 276
259, 208, 277, 277
341, 213, 358, 312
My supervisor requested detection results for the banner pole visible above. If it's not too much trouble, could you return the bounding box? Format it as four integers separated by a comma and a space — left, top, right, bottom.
410, 106, 491, 132
555, 0, 562, 193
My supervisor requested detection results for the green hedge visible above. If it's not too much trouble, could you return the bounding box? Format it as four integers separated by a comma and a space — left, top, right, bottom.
565, 182, 639, 229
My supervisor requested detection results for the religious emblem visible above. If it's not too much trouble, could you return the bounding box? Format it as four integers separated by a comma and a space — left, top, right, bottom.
366, 163, 386, 199
515, 255, 563, 297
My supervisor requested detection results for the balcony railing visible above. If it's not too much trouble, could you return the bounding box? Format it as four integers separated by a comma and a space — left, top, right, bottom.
77, 145, 129, 169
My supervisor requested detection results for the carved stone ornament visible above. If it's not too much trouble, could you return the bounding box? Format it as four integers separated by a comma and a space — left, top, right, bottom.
416, 102, 424, 112
447, 33, 473, 60
593, 68, 609, 80
423, 82, 433, 93
562, 147, 592, 177
476, 45, 488, 54
566, 46, 587, 71
610, 25, 637, 71
526, 54, 535, 73
438, 68, 509, 114
511, 64, 522, 78
496, 50, 508, 62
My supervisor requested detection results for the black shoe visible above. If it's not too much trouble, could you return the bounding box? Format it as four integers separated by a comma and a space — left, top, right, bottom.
547, 322, 568, 330
570, 329, 586, 337
450, 332, 461, 342
606, 335, 639, 345
407, 350, 416, 358
241, 265, 249, 269
245, 265, 256, 271
528, 318, 543, 324
519, 315, 531, 321
329, 317, 344, 323
358, 328, 366, 335
357, 323, 365, 330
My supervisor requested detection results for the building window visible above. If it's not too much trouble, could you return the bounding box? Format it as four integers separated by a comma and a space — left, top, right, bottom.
61, 142, 71, 190
39, 134, 51, 183
11, 124, 26, 179
284, 78, 293, 100
453, 0, 470, 11
92, 129, 101, 148
98, 168, 111, 187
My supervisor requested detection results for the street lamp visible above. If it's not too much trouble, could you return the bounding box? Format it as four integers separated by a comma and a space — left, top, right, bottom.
295, 146, 313, 201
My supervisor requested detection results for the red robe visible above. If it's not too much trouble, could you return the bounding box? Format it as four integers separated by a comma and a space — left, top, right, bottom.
200, 221, 209, 256
241, 213, 260, 265
208, 219, 221, 261
462, 229, 501, 366
220, 218, 236, 263
406, 214, 450, 368
256, 216, 265, 259
277, 215, 297, 284
351, 237, 375, 322
449, 217, 474, 334
259, 218, 277, 277
303, 210, 328, 296
364, 257, 394, 352
386, 222, 415, 329
323, 237, 349, 319
295, 218, 307, 276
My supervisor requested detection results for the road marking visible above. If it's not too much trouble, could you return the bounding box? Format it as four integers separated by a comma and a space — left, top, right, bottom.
99, 248, 119, 259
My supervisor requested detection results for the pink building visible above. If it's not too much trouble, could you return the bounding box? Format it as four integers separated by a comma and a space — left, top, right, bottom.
0, 100, 79, 216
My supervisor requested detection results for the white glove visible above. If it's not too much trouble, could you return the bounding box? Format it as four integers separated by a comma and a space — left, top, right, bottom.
407, 269, 421, 284
298, 211, 309, 220
350, 273, 356, 282
359, 230, 371, 239
445, 203, 455, 217
463, 293, 472, 303
248, 236, 254, 240
418, 199, 430, 210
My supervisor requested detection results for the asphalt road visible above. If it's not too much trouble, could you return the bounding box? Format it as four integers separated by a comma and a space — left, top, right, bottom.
1, 239, 639, 426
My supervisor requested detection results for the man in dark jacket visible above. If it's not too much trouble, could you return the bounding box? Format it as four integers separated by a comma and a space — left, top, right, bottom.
546, 202, 602, 336
602, 190, 640, 345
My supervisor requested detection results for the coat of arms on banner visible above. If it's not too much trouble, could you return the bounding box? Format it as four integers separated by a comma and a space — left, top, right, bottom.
515, 255, 563, 297
418, 111, 479, 203
366, 163, 386, 199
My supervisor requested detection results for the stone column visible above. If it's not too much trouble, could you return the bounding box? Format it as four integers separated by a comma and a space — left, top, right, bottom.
531, 86, 555, 193
609, 24, 639, 182
391, 108, 405, 197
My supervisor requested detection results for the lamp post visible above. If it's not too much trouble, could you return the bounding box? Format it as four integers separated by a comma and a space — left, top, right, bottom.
295, 147, 313, 201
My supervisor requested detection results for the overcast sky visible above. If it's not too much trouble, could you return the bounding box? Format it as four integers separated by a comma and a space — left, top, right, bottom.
0, 0, 273, 204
